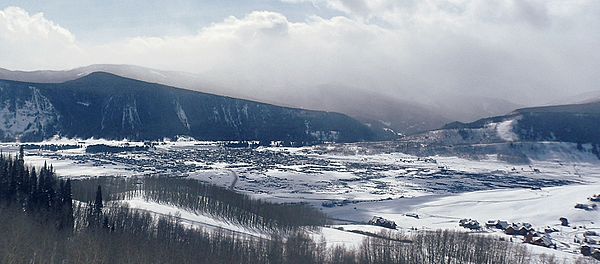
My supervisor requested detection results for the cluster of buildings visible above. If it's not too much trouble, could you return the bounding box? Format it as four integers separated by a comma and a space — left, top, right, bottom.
579, 231, 600, 260
459, 219, 556, 248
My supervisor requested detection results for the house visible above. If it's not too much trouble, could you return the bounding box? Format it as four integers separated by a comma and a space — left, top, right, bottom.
486, 220, 498, 228
368, 216, 397, 229
504, 223, 534, 236
524, 232, 535, 243
594, 248, 600, 261
585, 236, 600, 245
505, 225, 518, 235
459, 219, 481, 230
575, 203, 598, 211
559, 217, 569, 226
486, 220, 510, 230
531, 235, 555, 248
582, 245, 593, 256
518, 226, 533, 236
583, 245, 600, 260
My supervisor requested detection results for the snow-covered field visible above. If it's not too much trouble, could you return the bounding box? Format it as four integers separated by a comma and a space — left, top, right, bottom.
324, 184, 599, 254
2, 138, 600, 262
118, 198, 268, 239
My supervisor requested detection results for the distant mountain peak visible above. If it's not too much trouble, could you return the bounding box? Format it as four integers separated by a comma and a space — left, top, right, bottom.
67, 71, 141, 84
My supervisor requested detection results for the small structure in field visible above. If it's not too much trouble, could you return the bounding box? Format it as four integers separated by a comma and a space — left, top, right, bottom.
459, 219, 481, 230
575, 203, 597, 211
405, 213, 419, 219
368, 216, 397, 229
321, 201, 336, 208
589, 194, 600, 202
559, 217, 569, 226
544, 226, 558, 233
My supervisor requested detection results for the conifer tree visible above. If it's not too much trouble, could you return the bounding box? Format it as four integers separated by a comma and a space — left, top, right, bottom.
94, 185, 103, 214
27, 168, 38, 211
58, 179, 74, 231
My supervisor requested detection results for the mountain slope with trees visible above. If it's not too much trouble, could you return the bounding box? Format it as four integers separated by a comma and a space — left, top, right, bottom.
0, 72, 378, 142
409, 101, 600, 147
444, 102, 600, 144
0, 64, 521, 135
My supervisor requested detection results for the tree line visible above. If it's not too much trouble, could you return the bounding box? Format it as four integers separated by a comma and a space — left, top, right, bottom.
0, 148, 73, 231
3, 201, 595, 264
71, 176, 328, 230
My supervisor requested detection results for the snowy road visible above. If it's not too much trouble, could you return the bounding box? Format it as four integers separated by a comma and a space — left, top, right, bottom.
227, 170, 238, 190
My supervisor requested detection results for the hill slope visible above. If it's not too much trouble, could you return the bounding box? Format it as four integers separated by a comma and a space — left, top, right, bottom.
413, 102, 600, 145
0, 72, 375, 142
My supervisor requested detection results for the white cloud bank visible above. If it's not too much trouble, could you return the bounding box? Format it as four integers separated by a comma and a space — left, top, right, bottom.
0, 7, 83, 70
1, 1, 600, 105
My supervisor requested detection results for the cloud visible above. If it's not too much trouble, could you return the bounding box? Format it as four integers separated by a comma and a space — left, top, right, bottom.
1, 2, 600, 107
283, 0, 591, 28
0, 6, 83, 70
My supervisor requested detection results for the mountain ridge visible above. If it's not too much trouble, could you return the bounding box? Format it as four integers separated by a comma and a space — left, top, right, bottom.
425, 101, 600, 145
0, 72, 379, 142
0, 64, 522, 134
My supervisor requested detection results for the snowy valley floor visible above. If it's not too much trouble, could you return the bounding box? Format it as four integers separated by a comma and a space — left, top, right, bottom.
2, 139, 600, 262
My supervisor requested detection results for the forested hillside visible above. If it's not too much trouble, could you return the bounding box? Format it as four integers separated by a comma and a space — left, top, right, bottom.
440, 101, 600, 145
0, 72, 378, 142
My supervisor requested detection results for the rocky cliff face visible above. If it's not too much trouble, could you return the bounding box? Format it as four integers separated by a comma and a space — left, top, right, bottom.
0, 72, 376, 142
0, 84, 61, 141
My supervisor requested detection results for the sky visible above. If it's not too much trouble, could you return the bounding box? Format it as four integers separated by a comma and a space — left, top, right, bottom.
1, 0, 600, 105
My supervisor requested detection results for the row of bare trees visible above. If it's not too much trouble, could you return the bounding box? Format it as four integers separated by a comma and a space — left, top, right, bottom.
5, 203, 595, 264
71, 176, 327, 230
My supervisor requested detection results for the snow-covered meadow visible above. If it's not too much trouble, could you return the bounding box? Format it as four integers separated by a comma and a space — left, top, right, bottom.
2, 138, 600, 262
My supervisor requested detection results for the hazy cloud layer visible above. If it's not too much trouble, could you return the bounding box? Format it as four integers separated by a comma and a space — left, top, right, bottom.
1, 1, 600, 105
0, 7, 82, 69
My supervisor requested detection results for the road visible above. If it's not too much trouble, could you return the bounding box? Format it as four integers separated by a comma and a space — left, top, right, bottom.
227, 170, 238, 190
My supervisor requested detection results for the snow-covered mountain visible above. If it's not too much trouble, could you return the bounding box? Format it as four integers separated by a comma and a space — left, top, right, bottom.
411, 101, 600, 146
0, 65, 521, 134
0, 72, 377, 142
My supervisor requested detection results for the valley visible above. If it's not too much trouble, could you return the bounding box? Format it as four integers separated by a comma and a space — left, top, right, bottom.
3, 1, 600, 262
4, 138, 600, 262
